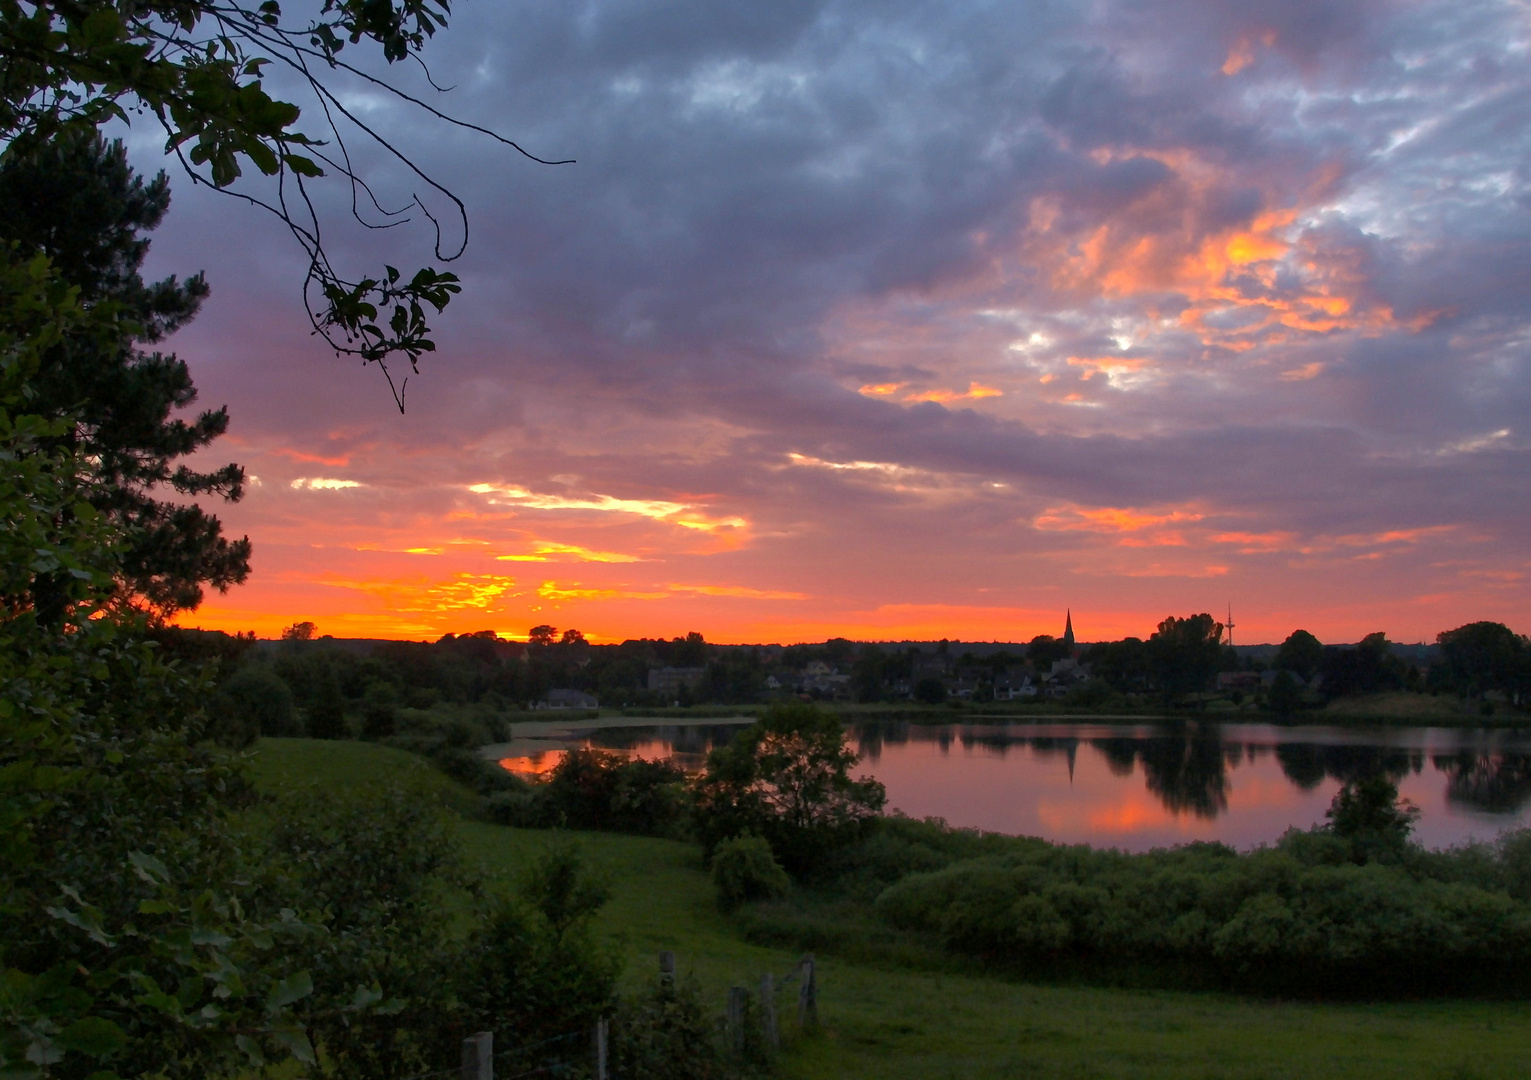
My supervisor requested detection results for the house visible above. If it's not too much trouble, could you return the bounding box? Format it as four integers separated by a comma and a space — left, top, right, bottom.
540, 688, 598, 709
647, 666, 706, 693
995, 670, 1037, 699
1043, 660, 1091, 699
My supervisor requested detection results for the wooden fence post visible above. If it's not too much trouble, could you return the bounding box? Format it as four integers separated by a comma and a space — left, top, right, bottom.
759, 972, 778, 1052
659, 950, 676, 985
797, 954, 817, 1031
594, 1016, 608, 1080
461, 1031, 493, 1080
726, 985, 748, 1056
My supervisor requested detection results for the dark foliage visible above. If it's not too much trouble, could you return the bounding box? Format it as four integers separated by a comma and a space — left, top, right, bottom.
752, 785, 1531, 998
487, 748, 690, 837
1145, 614, 1224, 700
713, 832, 791, 912
694, 703, 886, 876
912, 676, 947, 705
1432, 622, 1530, 705
212, 663, 297, 744
0, 134, 249, 618
1276, 630, 1325, 682
610, 972, 730, 1080
458, 843, 619, 1047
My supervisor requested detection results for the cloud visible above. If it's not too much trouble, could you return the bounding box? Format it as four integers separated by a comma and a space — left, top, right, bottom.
152, 0, 1531, 644
496, 541, 643, 563
290, 478, 363, 491
468, 483, 747, 533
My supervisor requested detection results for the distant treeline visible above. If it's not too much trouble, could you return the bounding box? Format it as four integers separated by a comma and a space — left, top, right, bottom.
163, 617, 1528, 737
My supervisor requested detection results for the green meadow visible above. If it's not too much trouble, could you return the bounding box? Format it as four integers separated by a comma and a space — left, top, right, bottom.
249, 739, 1531, 1080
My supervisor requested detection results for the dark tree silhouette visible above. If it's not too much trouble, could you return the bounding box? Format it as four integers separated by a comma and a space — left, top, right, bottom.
0, 134, 248, 617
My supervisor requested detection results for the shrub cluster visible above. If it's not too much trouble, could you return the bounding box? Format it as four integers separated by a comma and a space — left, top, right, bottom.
712, 833, 792, 912
865, 820, 1531, 995
487, 748, 691, 836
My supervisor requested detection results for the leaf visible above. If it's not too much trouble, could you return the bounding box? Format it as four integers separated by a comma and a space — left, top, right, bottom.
284, 153, 324, 177
269, 1023, 316, 1065
128, 851, 170, 885
264, 972, 313, 1013
56, 1018, 126, 1058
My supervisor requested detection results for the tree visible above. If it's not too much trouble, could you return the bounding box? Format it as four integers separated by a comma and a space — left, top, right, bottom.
1319, 632, 1407, 699
527, 624, 558, 646
1434, 622, 1530, 705
1, 0, 569, 389
913, 676, 948, 705
306, 665, 349, 739
1325, 775, 1419, 864
1026, 634, 1071, 668
1145, 613, 1224, 701
1268, 669, 1302, 717
852, 645, 886, 703
693, 703, 886, 875
282, 620, 318, 640
0, 134, 249, 616
559, 628, 587, 646
0, 256, 325, 1076
1085, 636, 1149, 692
1276, 629, 1324, 682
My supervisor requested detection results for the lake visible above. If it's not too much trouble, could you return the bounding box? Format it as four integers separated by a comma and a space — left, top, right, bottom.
490, 719, 1531, 852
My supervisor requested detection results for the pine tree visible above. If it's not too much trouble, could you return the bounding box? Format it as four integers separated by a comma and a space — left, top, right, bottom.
0, 134, 250, 617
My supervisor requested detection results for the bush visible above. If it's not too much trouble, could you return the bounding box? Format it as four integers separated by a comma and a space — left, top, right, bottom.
610, 973, 728, 1080
868, 826, 1531, 995
211, 663, 297, 742
713, 832, 791, 911
458, 842, 619, 1046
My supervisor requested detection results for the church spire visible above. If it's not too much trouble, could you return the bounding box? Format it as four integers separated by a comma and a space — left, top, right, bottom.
1063, 609, 1075, 649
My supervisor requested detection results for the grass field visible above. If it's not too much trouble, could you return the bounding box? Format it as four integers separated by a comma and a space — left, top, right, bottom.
248, 738, 1531, 1079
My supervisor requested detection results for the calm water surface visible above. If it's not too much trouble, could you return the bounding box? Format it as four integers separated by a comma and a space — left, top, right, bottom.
497, 720, 1531, 852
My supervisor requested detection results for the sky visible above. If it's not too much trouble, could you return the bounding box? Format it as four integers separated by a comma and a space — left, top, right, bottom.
137, 0, 1531, 645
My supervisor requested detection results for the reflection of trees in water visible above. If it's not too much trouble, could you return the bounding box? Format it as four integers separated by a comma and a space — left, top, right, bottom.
1087, 732, 1229, 818
1275, 744, 1327, 790
586, 724, 745, 758
1091, 737, 1138, 778
1315, 745, 1418, 783
1274, 743, 1418, 790
1434, 753, 1531, 814
1137, 731, 1229, 819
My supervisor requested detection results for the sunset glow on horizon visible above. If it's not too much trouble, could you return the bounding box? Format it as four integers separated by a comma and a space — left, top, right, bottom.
153, 0, 1527, 646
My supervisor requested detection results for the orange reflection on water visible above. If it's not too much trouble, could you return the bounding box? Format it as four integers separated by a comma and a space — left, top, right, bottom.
498, 751, 568, 776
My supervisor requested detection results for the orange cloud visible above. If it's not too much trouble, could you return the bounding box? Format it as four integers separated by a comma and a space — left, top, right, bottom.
858, 382, 906, 396
1024, 159, 1410, 357
1035, 504, 1205, 534
497, 541, 642, 563
903, 381, 1003, 403
536, 580, 805, 603
321, 572, 520, 612
1222, 29, 1276, 76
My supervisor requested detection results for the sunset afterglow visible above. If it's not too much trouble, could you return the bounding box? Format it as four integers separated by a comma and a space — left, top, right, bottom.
154, 0, 1528, 645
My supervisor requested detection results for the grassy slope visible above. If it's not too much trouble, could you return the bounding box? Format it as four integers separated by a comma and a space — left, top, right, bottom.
250, 739, 1531, 1080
